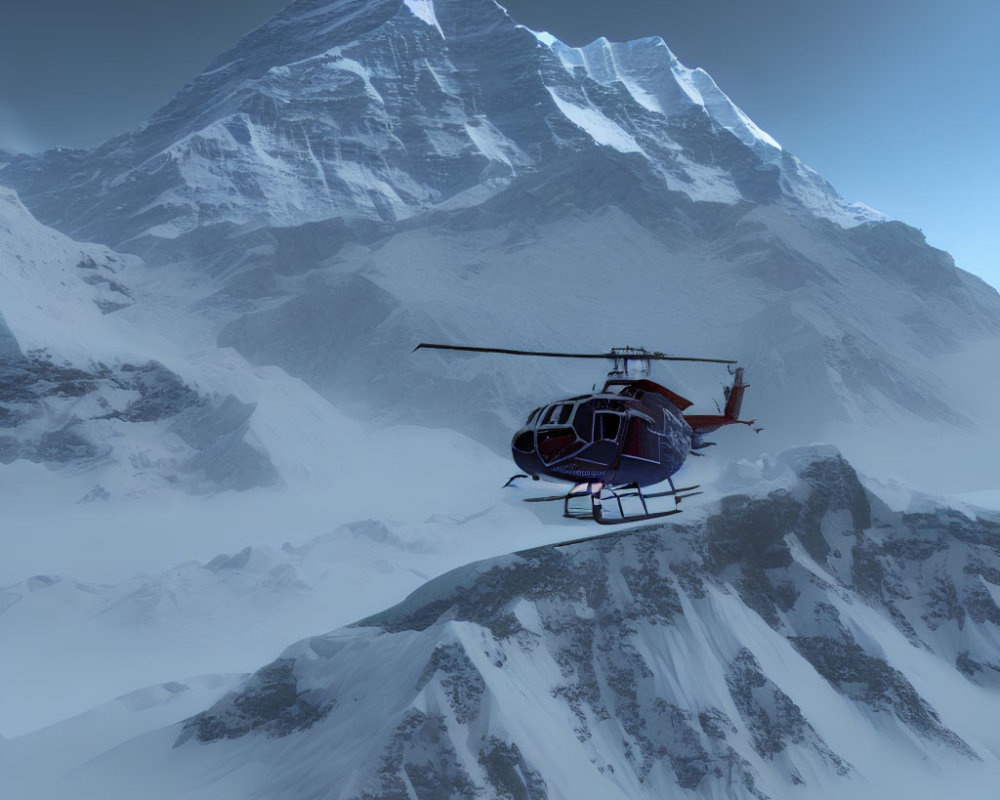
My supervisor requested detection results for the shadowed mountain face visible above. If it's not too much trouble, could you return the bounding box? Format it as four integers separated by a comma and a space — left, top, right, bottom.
52, 447, 999, 799
2, 0, 999, 484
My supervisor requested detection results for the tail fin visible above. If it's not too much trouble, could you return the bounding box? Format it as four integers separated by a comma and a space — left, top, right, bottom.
685, 367, 755, 432
723, 367, 747, 420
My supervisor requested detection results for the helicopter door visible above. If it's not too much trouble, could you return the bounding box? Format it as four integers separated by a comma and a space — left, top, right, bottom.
595, 412, 622, 442
623, 417, 659, 462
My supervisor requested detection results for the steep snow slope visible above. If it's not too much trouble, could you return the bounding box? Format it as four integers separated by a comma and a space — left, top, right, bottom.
19, 448, 1000, 800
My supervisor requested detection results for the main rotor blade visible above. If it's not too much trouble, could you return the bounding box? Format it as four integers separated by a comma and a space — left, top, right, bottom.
415, 343, 608, 359
413, 343, 736, 365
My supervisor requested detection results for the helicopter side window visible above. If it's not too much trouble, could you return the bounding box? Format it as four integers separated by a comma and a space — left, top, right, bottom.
596, 412, 621, 441
624, 418, 658, 461
595, 398, 626, 412
543, 404, 573, 426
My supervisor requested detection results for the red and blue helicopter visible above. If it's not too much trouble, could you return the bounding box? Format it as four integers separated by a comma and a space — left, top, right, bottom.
416, 344, 758, 526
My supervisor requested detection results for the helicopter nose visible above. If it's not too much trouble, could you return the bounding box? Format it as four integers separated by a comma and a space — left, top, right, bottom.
512, 430, 534, 454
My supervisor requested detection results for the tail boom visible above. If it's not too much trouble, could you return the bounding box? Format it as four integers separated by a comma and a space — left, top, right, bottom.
684, 367, 754, 433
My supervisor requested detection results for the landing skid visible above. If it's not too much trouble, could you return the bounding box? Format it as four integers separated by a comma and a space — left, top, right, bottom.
523, 484, 698, 505
569, 482, 702, 525
524, 481, 701, 527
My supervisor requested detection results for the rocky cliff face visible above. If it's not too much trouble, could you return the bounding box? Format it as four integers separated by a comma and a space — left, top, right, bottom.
54, 447, 995, 799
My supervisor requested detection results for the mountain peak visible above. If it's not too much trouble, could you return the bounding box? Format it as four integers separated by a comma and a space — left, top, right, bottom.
1, 0, 872, 247
402, 0, 444, 35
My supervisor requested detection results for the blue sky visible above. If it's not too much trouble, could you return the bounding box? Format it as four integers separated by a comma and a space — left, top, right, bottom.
1, 0, 996, 289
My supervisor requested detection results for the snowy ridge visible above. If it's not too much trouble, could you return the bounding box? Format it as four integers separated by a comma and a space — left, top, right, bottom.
543, 34, 781, 152
25, 447, 1000, 799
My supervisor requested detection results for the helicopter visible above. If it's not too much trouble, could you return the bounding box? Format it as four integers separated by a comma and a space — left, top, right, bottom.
415, 343, 758, 526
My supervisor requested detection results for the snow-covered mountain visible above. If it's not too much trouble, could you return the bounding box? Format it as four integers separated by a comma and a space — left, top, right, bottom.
15, 448, 1000, 799
0, 0, 877, 244
2, 2, 1000, 798
2, 0, 999, 492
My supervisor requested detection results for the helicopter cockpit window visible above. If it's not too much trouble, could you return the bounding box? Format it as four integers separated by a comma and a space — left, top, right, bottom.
542, 404, 573, 426
526, 408, 541, 425
594, 398, 627, 412
596, 412, 621, 441
537, 428, 581, 463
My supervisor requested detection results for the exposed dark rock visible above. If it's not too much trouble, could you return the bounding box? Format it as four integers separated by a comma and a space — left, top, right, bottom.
726, 649, 807, 760
704, 492, 798, 575
956, 651, 1000, 683
354, 710, 478, 800
358, 546, 606, 639
850, 540, 885, 601
964, 586, 1000, 627
0, 435, 21, 464
797, 453, 871, 560
655, 702, 712, 789
478, 739, 547, 800
703, 491, 799, 627
112, 361, 201, 422
845, 220, 961, 293
699, 708, 737, 741
669, 557, 707, 599
416, 643, 485, 725
205, 546, 254, 573
788, 636, 977, 757
907, 510, 1000, 551
178, 658, 331, 743
620, 540, 682, 623
924, 576, 965, 630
